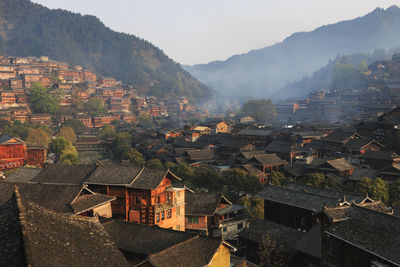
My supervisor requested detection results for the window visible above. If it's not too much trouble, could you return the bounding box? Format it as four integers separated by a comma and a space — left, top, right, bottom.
188, 216, 199, 224
223, 227, 227, 232
156, 213, 160, 222
176, 206, 180, 216
167, 209, 171, 218
135, 196, 142, 205
161, 211, 165, 220
167, 193, 172, 201
237, 223, 243, 230
157, 196, 160, 204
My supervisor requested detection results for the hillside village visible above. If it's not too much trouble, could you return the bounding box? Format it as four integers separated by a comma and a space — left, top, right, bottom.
1, 54, 400, 266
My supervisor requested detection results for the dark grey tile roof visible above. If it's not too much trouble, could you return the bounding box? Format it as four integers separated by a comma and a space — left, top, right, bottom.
357, 150, 400, 161
322, 130, 360, 143
129, 168, 180, 189
31, 164, 97, 185
238, 128, 273, 136
184, 149, 215, 161
237, 151, 267, 160
239, 219, 305, 255
325, 205, 400, 265
4, 167, 42, 183
148, 236, 223, 267
257, 183, 364, 212
185, 192, 231, 216
292, 225, 321, 259
251, 154, 286, 166
85, 164, 143, 185
343, 138, 384, 150
316, 158, 354, 172
266, 141, 292, 153
70, 194, 116, 214
0, 190, 130, 266
101, 218, 196, 255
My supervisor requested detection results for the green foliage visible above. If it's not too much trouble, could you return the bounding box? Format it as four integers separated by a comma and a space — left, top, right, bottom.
370, 178, 389, 202
112, 132, 132, 162
258, 234, 287, 267
145, 158, 163, 169
84, 99, 105, 116
323, 176, 342, 190
124, 148, 145, 165
98, 124, 116, 140
0, 0, 210, 100
389, 179, 400, 207
224, 168, 263, 194
0, 120, 31, 140
30, 83, 59, 114
330, 62, 367, 90
137, 115, 153, 128
238, 195, 264, 219
62, 118, 85, 131
60, 145, 79, 164
354, 177, 373, 195
27, 128, 49, 147
241, 99, 276, 123
49, 136, 71, 158
269, 172, 287, 186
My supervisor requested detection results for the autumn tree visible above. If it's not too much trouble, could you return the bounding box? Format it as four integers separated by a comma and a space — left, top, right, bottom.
58, 126, 76, 144
370, 178, 389, 203
238, 195, 264, 219
27, 128, 50, 147
389, 178, 400, 207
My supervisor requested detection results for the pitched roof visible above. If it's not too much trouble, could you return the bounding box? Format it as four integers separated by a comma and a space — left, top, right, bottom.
185, 192, 231, 216
0, 189, 129, 266
147, 236, 224, 267
322, 130, 361, 143
250, 154, 287, 166
85, 164, 143, 185
292, 225, 321, 259
4, 167, 42, 183
184, 149, 215, 161
237, 151, 267, 160
0, 135, 24, 144
357, 150, 400, 161
316, 158, 355, 172
343, 138, 384, 151
238, 128, 272, 136
324, 205, 400, 265
239, 219, 305, 255
266, 141, 292, 154
70, 193, 116, 214
242, 164, 265, 177
257, 183, 365, 212
130, 168, 181, 189
31, 164, 97, 185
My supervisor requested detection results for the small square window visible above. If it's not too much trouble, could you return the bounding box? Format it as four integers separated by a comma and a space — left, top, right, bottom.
237, 223, 243, 230
157, 196, 160, 203
223, 227, 227, 232
161, 211, 165, 220
167, 209, 171, 218
156, 213, 160, 223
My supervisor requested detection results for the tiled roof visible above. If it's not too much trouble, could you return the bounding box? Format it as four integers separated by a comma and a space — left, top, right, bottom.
324, 205, 400, 265
129, 168, 181, 190
239, 219, 305, 255
343, 138, 384, 150
0, 189, 129, 266
31, 164, 97, 184
266, 141, 292, 154
85, 164, 142, 185
292, 225, 321, 259
322, 130, 360, 143
237, 151, 267, 160
70, 193, 116, 214
4, 167, 42, 183
148, 236, 223, 267
251, 154, 286, 166
101, 218, 196, 255
185, 192, 231, 216
184, 149, 215, 161
319, 158, 355, 172
357, 150, 400, 161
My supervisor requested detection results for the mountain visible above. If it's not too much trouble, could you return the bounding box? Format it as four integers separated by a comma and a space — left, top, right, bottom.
0, 0, 210, 100
185, 6, 400, 99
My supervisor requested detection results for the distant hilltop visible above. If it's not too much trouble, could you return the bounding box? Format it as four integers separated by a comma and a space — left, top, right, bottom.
0, 0, 210, 101
185, 5, 400, 99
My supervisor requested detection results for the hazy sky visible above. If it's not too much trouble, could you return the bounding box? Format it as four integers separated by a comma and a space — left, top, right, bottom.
32, 0, 400, 65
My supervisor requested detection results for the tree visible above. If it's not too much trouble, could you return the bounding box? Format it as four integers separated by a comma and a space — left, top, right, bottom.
225, 168, 262, 193
323, 176, 342, 190
370, 178, 389, 203
301, 173, 325, 187
98, 124, 116, 140
354, 177, 373, 195
145, 158, 163, 169
258, 234, 287, 267
62, 118, 85, 131
60, 145, 79, 164
238, 195, 264, 219
83, 98, 105, 116
58, 126, 76, 144
125, 148, 145, 165
27, 128, 50, 147
269, 172, 287, 186
50, 137, 71, 158
241, 99, 276, 123
137, 115, 153, 128
389, 179, 400, 207
30, 82, 59, 114
113, 132, 132, 161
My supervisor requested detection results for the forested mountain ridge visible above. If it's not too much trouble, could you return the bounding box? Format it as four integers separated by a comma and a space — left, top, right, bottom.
0, 0, 210, 100
185, 5, 400, 99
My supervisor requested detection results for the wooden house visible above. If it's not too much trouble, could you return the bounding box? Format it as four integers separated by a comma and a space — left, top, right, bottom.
0, 135, 26, 170
311, 157, 355, 178
248, 153, 287, 175
85, 164, 186, 231
185, 192, 248, 239
357, 150, 400, 170
238, 128, 273, 146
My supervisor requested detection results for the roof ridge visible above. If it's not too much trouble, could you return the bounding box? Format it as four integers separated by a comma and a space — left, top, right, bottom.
13, 186, 34, 266
149, 235, 200, 257
128, 165, 145, 186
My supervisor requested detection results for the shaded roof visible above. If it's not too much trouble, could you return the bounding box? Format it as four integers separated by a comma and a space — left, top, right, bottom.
238, 128, 272, 136
184, 149, 215, 161
101, 218, 196, 255
357, 150, 400, 161
266, 140, 292, 154
250, 154, 287, 166
0, 190, 129, 266
322, 130, 361, 143
239, 219, 305, 255
85, 164, 143, 185
70, 194, 116, 214
324, 205, 400, 265
292, 225, 321, 259
315, 158, 355, 172
343, 138, 384, 151
31, 164, 97, 185
242, 164, 265, 177
257, 183, 365, 212
237, 151, 267, 160
4, 167, 42, 183
148, 236, 224, 267
129, 168, 181, 190
185, 192, 231, 216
